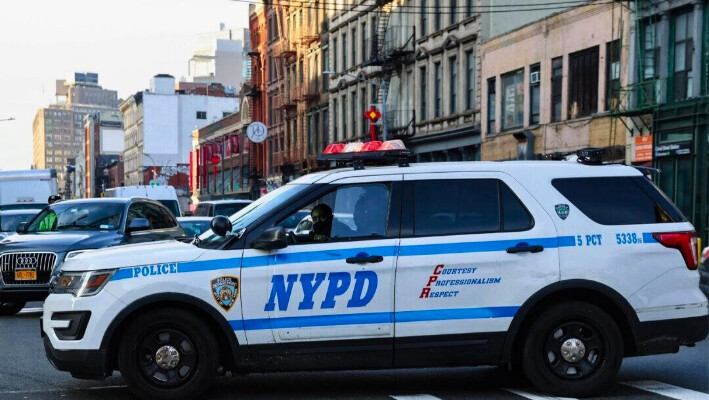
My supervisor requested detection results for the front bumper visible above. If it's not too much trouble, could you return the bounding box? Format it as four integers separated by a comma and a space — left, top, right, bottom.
634, 314, 709, 356
0, 284, 49, 302
42, 334, 109, 380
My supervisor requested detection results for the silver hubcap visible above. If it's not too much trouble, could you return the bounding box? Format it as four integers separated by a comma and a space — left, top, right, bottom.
155, 345, 180, 370
560, 338, 586, 363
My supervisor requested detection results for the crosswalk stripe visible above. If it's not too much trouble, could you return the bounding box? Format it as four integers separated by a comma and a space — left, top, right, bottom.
503, 389, 578, 400
18, 307, 43, 314
390, 395, 442, 400
622, 380, 709, 400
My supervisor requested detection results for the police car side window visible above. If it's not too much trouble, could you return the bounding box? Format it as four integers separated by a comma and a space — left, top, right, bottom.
413, 179, 532, 236
277, 183, 391, 243
552, 177, 685, 225
142, 203, 176, 230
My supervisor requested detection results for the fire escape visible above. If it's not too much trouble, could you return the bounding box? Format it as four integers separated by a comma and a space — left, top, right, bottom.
609, 0, 657, 141
368, 0, 415, 140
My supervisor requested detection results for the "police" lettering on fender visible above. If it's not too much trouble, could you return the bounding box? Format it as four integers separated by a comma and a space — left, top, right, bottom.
132, 263, 178, 278
264, 270, 378, 311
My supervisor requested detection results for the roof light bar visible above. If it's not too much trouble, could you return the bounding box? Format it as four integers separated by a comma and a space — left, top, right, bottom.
317, 140, 414, 169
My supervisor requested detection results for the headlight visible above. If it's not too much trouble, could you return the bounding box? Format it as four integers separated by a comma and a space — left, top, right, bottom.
52, 270, 115, 297
64, 249, 96, 261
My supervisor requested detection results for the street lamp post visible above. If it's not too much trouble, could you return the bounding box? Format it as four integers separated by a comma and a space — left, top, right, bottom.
323, 71, 388, 141
0, 117, 15, 122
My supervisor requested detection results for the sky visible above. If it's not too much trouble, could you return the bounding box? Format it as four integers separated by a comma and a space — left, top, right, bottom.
0, 0, 249, 171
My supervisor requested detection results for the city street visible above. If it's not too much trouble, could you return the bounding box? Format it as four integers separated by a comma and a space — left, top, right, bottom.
2, 303, 707, 400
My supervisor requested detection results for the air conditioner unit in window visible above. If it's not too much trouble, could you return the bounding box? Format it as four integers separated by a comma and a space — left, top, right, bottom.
530, 71, 540, 84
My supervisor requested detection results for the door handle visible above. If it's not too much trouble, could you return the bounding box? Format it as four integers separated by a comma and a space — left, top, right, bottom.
346, 255, 384, 264
506, 245, 544, 254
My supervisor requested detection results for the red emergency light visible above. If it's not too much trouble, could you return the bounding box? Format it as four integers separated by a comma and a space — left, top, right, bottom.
317, 140, 413, 169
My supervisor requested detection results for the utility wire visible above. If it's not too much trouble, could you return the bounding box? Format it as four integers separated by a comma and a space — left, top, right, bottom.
231, 0, 619, 14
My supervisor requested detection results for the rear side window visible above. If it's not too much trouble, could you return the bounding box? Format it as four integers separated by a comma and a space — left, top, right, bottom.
214, 203, 249, 217
552, 176, 686, 225
195, 204, 210, 216
412, 179, 533, 236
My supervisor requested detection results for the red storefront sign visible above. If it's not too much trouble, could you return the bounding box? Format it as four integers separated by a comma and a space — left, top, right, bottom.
635, 135, 653, 162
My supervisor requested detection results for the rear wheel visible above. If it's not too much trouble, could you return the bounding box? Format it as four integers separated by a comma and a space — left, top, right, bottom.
0, 301, 26, 316
118, 308, 218, 400
522, 301, 623, 397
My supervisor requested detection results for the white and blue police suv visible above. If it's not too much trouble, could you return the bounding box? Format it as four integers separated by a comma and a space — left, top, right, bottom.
42, 145, 708, 400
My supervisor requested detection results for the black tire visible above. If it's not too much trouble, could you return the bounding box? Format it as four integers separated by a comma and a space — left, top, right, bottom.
118, 308, 219, 400
522, 301, 623, 397
0, 301, 26, 316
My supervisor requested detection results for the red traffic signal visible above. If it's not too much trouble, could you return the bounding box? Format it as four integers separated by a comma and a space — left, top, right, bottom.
210, 155, 221, 165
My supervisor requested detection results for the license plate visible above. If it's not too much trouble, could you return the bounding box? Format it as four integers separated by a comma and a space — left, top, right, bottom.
15, 270, 37, 281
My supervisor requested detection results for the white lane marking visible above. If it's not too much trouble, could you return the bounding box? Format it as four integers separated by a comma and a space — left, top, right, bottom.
503, 389, 578, 400
17, 307, 43, 314
390, 395, 442, 400
0, 385, 127, 394
622, 381, 709, 400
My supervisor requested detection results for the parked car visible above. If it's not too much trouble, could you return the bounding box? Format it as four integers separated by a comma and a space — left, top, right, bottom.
177, 216, 212, 236
0, 209, 42, 239
0, 198, 186, 315
193, 200, 252, 217
700, 247, 709, 298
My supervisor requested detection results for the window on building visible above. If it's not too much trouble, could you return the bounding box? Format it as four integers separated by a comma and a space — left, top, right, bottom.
672, 10, 694, 101
361, 87, 367, 136
568, 46, 599, 118
342, 94, 348, 138
466, 50, 475, 109
420, 66, 428, 121
333, 38, 338, 72
421, 0, 428, 37
351, 90, 357, 139
466, 0, 474, 17
196, 111, 207, 120
487, 77, 496, 135
502, 69, 524, 130
352, 27, 357, 66
605, 40, 621, 111
449, 57, 458, 114
333, 98, 339, 141
434, 0, 442, 31
551, 57, 563, 122
450, 0, 458, 24
343, 31, 348, 70
323, 46, 329, 89
530, 63, 540, 125
640, 19, 660, 105
242, 165, 249, 189
434, 62, 442, 118
361, 22, 367, 62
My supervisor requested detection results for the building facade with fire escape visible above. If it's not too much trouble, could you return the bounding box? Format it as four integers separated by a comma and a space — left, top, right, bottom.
613, 0, 707, 242
327, 0, 416, 151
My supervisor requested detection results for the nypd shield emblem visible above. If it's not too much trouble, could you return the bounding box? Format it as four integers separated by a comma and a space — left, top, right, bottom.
555, 204, 570, 220
211, 276, 239, 312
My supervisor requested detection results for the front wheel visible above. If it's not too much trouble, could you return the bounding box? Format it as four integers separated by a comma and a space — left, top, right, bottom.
118, 308, 219, 400
522, 301, 623, 397
0, 301, 26, 316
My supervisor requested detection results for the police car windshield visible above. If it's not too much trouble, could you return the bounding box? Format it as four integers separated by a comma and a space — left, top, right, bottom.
196, 184, 309, 248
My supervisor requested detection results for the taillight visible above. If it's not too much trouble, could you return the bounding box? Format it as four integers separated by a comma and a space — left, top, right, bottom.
652, 231, 698, 270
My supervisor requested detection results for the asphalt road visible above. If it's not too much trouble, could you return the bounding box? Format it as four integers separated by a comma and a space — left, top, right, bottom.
1, 304, 707, 400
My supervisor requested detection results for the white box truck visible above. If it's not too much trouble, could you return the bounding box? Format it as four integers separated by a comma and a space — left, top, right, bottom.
0, 169, 58, 210
104, 185, 182, 216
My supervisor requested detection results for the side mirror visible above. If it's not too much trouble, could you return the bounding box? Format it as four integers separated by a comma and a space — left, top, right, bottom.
16, 222, 27, 234
210, 216, 232, 237
251, 226, 287, 251
127, 218, 151, 234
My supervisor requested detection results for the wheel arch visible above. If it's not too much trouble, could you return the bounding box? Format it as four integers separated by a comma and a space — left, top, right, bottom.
100, 293, 240, 373
501, 279, 640, 365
